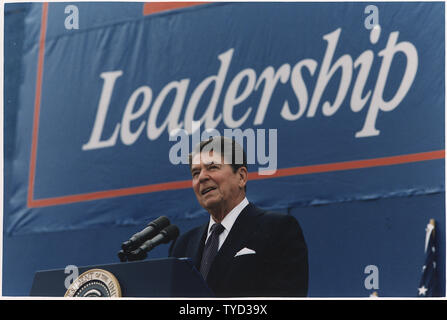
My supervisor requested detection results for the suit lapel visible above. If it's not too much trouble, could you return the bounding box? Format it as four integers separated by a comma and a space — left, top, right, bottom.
189, 223, 209, 270
206, 203, 261, 288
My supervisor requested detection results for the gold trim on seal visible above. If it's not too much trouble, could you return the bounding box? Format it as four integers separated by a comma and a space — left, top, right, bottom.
64, 268, 122, 297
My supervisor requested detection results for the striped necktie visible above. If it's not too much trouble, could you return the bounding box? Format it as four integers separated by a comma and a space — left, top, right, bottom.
200, 223, 225, 280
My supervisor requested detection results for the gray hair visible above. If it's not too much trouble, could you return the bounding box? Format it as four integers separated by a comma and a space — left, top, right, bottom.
189, 136, 247, 171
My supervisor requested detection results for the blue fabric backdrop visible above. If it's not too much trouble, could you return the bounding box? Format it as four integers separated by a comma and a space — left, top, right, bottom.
4, 2, 445, 297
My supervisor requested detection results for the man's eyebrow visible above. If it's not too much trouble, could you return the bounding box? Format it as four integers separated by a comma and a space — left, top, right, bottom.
190, 166, 200, 173
191, 161, 221, 172
205, 160, 222, 166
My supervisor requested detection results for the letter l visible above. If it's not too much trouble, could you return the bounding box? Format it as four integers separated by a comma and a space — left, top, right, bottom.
82, 70, 123, 150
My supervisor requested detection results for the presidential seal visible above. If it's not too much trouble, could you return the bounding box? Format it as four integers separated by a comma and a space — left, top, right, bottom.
65, 269, 122, 297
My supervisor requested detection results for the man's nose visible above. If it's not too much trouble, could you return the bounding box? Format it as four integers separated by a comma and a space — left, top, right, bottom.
198, 169, 210, 183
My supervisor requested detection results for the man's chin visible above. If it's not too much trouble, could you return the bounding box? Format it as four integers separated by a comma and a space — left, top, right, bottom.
200, 198, 221, 211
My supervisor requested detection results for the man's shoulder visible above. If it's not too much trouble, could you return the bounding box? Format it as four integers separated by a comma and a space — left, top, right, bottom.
173, 222, 206, 246
179, 223, 205, 240
249, 204, 299, 225
169, 221, 206, 256
248, 204, 305, 240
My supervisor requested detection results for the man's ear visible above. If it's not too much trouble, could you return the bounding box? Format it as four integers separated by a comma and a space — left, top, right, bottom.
238, 166, 248, 188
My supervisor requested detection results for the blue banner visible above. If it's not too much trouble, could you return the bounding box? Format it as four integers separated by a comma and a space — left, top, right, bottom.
5, 2, 444, 235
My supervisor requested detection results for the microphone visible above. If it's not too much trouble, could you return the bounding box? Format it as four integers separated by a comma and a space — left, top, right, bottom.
121, 216, 170, 253
127, 224, 180, 261
118, 250, 130, 262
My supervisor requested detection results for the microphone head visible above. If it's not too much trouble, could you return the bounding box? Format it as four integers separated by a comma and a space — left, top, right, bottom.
118, 250, 128, 262
160, 224, 180, 243
149, 216, 170, 229
121, 216, 171, 252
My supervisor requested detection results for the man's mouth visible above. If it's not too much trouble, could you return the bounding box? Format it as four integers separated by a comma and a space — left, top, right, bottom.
201, 187, 216, 195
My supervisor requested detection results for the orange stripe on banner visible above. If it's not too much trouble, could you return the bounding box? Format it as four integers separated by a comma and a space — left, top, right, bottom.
143, 2, 207, 15
247, 150, 446, 180
27, 3, 48, 208
28, 150, 444, 208
29, 180, 192, 207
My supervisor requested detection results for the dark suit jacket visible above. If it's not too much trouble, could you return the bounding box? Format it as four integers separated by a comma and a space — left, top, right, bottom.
169, 203, 308, 297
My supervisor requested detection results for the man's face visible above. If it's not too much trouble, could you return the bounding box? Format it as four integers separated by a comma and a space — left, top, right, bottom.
190, 151, 246, 213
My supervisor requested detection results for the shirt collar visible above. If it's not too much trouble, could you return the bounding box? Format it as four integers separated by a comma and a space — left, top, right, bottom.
207, 197, 249, 235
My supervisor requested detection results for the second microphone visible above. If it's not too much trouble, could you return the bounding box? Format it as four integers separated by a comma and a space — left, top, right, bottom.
121, 216, 170, 253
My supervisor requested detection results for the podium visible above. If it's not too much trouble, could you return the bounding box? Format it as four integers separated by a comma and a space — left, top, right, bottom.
30, 257, 214, 297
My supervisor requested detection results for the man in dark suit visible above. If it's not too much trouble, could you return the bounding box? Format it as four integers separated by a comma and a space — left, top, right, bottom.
169, 136, 308, 297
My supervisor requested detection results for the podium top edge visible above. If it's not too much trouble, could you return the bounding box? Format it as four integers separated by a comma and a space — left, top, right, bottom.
33, 257, 192, 275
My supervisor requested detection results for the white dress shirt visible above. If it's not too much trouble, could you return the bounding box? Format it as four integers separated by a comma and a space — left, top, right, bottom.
205, 197, 249, 251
